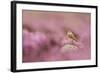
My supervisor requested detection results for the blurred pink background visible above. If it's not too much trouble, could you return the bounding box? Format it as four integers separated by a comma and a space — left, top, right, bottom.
22, 10, 91, 62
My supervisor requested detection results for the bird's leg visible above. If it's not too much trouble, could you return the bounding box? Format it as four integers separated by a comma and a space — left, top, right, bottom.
70, 39, 74, 45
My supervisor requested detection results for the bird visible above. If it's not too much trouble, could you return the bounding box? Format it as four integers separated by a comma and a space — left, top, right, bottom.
66, 31, 78, 42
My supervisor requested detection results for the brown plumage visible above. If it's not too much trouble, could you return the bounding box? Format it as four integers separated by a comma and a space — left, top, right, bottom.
66, 31, 78, 42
